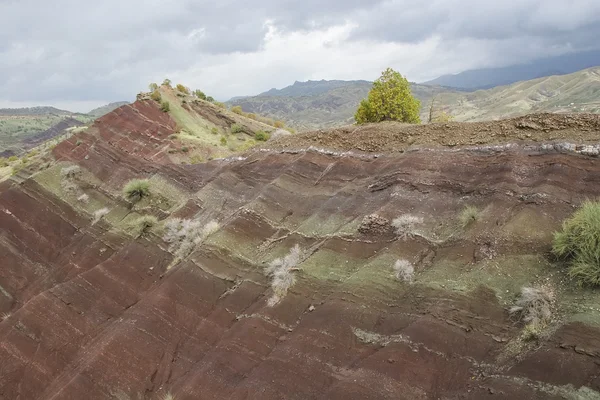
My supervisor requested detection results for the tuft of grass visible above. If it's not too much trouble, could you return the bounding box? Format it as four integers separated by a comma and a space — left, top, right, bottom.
220, 137, 227, 146
521, 323, 543, 342
130, 215, 158, 238
553, 200, 600, 286
77, 193, 89, 203
392, 214, 423, 239
459, 205, 480, 228
254, 131, 270, 141
394, 259, 414, 283
231, 106, 243, 115
211, 127, 219, 135
123, 179, 150, 204
161, 101, 171, 112
151, 90, 162, 102
265, 245, 302, 306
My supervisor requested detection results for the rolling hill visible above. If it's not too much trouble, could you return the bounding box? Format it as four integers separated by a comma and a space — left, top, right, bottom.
227, 80, 457, 130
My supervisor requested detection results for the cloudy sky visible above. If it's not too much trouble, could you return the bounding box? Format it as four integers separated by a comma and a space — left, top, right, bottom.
1, 0, 600, 111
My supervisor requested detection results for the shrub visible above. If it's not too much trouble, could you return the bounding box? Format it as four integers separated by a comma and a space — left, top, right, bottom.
220, 137, 227, 145
392, 214, 423, 239
553, 201, 600, 286
355, 68, 421, 124
274, 120, 285, 128
0, 158, 7, 167
265, 245, 302, 306
162, 78, 172, 87
181, 146, 189, 153
151, 90, 162, 102
163, 219, 219, 259
123, 179, 150, 203
394, 259, 414, 283
206, 96, 215, 103
254, 131, 269, 141
77, 193, 90, 203
195, 90, 207, 100
60, 165, 81, 179
76, 140, 82, 146
231, 106, 243, 115
271, 129, 291, 140
459, 205, 480, 228
176, 84, 190, 94
509, 286, 554, 326
230, 124, 243, 134
149, 83, 159, 91
8, 156, 18, 162
131, 215, 158, 238
190, 155, 204, 164
211, 127, 219, 135
246, 113, 257, 120
92, 207, 110, 225
160, 101, 170, 112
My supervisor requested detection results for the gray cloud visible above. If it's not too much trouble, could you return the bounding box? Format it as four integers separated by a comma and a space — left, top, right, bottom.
1, 0, 599, 111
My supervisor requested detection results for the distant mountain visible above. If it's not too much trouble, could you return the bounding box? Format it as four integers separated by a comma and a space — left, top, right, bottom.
0, 106, 74, 116
434, 66, 600, 121
227, 80, 456, 130
424, 49, 600, 90
87, 101, 129, 118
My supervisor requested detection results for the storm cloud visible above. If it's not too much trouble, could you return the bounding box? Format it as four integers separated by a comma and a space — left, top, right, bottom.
1, 0, 599, 111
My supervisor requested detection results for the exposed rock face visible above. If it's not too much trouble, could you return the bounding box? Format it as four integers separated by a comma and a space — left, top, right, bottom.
1, 107, 600, 400
358, 214, 392, 236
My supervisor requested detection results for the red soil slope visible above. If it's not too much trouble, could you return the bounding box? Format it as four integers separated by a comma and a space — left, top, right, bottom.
1, 102, 600, 399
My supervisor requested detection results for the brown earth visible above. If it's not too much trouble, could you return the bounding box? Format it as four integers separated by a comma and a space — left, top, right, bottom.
1, 105, 600, 400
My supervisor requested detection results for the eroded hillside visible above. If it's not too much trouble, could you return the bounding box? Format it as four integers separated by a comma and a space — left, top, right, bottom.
1, 101, 600, 399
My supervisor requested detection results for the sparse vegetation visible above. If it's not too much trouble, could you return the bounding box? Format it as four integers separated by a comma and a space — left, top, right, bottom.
0, 158, 7, 167
459, 205, 480, 228
211, 127, 219, 135
254, 131, 269, 141
151, 90, 162, 102
8, 156, 18, 162
394, 259, 414, 283
60, 165, 82, 196
509, 286, 554, 326
92, 207, 110, 225
271, 129, 291, 140
553, 201, 600, 286
160, 101, 171, 113
230, 124, 243, 134
122, 179, 150, 204
149, 83, 159, 91
77, 193, 89, 203
214, 101, 225, 108
195, 90, 207, 100
60, 165, 81, 179
162, 79, 172, 87
355, 68, 421, 124
231, 106, 243, 115
176, 84, 190, 95
392, 214, 423, 239
130, 215, 158, 238
220, 137, 227, 145
206, 96, 215, 103
273, 120, 285, 128
265, 245, 302, 306
163, 218, 220, 259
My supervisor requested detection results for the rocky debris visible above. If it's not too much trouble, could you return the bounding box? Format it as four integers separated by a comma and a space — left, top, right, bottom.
358, 213, 392, 235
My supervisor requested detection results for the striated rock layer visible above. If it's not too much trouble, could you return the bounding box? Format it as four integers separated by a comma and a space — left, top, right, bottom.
1, 103, 600, 400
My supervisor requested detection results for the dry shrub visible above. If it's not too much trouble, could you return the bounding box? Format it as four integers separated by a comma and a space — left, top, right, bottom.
265, 245, 302, 306
392, 214, 423, 239
509, 285, 555, 326
394, 259, 414, 283
92, 207, 110, 225
163, 218, 220, 259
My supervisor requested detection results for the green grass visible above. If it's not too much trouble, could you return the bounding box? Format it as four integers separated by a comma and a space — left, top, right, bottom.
553, 201, 600, 286
459, 205, 480, 228
122, 179, 150, 203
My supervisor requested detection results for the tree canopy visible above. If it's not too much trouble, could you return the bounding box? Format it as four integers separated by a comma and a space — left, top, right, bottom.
355, 68, 421, 124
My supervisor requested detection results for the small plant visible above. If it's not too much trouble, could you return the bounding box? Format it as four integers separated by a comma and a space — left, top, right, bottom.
521, 323, 543, 342
190, 155, 204, 164
230, 124, 243, 134
392, 214, 423, 239
176, 84, 190, 94
161, 101, 171, 112
195, 90, 207, 100
131, 215, 158, 238
231, 106, 243, 115
162, 393, 175, 400
149, 83, 159, 91
213, 101, 224, 108
509, 286, 554, 326
181, 146, 189, 153
151, 90, 162, 102
92, 207, 110, 225
61, 165, 81, 179
123, 179, 150, 203
553, 201, 600, 286
211, 127, 219, 135
220, 137, 227, 146
76, 140, 82, 146
8, 156, 18, 162
274, 120, 285, 128
162, 78, 172, 87
163, 219, 220, 259
459, 205, 480, 228
394, 259, 414, 283
0, 158, 7, 167
254, 131, 269, 141
246, 113, 257, 120
77, 193, 90, 203
271, 129, 291, 139
265, 245, 302, 306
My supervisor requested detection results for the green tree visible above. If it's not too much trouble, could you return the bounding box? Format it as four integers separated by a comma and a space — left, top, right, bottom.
176, 84, 190, 94
231, 106, 243, 115
162, 78, 172, 87
355, 68, 421, 124
149, 83, 159, 91
206, 96, 215, 103
195, 90, 207, 100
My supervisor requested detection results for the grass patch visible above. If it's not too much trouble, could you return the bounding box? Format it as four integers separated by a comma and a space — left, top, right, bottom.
459, 205, 480, 228
129, 215, 158, 238
553, 200, 600, 286
123, 179, 150, 204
